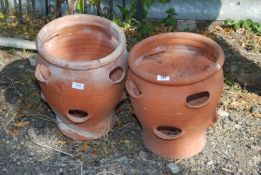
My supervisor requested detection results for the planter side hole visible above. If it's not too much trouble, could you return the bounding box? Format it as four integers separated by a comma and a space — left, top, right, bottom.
67, 110, 89, 123
126, 80, 142, 98
186, 91, 210, 108
109, 66, 125, 83
68, 110, 88, 118
157, 126, 182, 136
36, 64, 51, 82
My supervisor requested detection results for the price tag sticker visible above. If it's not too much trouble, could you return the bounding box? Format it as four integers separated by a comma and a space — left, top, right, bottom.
157, 75, 170, 81
72, 82, 85, 90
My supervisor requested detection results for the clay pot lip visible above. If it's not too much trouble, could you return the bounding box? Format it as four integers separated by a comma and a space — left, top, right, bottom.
36, 14, 126, 71
128, 32, 225, 85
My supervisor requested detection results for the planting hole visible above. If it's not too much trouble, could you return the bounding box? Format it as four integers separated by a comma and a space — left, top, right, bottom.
44, 28, 117, 61
67, 110, 89, 123
157, 126, 182, 137
37, 64, 51, 81
186, 91, 210, 108
109, 66, 124, 83
126, 80, 142, 98
68, 110, 88, 118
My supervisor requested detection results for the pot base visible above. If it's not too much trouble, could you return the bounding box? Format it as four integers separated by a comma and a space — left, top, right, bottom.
143, 131, 206, 160
56, 113, 115, 141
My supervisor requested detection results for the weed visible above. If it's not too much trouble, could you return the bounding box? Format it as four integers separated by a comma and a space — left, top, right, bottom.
115, 0, 158, 47
223, 18, 261, 35
7, 48, 17, 55
163, 7, 177, 28
222, 19, 261, 52
116, 0, 151, 20
159, 0, 171, 2
76, 0, 86, 14
139, 20, 155, 38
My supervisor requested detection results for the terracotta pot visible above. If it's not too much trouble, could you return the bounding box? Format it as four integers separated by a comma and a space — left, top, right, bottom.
126, 32, 225, 159
35, 14, 127, 140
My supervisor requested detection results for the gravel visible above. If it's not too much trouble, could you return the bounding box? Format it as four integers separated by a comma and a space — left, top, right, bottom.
167, 163, 180, 174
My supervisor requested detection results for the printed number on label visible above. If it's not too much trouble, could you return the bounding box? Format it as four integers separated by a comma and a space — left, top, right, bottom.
72, 82, 85, 90
157, 75, 170, 81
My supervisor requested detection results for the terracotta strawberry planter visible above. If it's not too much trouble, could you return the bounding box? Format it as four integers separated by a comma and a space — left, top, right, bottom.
35, 15, 127, 140
126, 32, 225, 159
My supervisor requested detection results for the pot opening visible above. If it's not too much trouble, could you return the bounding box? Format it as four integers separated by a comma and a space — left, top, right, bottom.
44, 26, 118, 62
137, 45, 214, 79
109, 66, 124, 83
186, 91, 210, 108
129, 33, 224, 84
156, 126, 182, 137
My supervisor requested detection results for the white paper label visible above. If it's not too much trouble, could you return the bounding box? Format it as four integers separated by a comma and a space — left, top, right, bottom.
157, 75, 170, 81
72, 82, 85, 90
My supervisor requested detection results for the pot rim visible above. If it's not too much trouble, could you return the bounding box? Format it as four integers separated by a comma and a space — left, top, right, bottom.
36, 14, 126, 70
128, 32, 225, 85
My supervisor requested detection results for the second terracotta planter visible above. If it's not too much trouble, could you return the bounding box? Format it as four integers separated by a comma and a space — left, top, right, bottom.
35, 15, 127, 140
126, 32, 225, 159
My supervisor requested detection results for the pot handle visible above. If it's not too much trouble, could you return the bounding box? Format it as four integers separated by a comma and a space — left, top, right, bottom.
107, 66, 126, 84
125, 80, 142, 98
185, 91, 211, 109
153, 126, 183, 140
35, 64, 51, 84
67, 109, 89, 124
